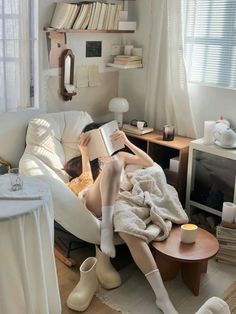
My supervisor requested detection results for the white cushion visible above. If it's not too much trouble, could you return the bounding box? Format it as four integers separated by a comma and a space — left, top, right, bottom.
62, 111, 93, 162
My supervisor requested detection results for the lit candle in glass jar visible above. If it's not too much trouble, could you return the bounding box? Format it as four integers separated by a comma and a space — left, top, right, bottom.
163, 125, 175, 141
180, 224, 198, 244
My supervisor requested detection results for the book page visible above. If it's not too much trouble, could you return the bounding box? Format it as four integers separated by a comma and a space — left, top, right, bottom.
100, 120, 124, 156
87, 129, 108, 161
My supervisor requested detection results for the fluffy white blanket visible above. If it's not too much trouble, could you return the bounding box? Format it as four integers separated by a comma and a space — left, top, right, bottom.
114, 164, 189, 242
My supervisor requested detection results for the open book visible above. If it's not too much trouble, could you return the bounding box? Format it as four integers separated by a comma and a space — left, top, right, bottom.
86, 120, 124, 161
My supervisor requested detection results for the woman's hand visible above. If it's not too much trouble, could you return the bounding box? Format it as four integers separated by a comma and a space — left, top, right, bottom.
78, 133, 91, 154
111, 130, 129, 146
112, 130, 154, 168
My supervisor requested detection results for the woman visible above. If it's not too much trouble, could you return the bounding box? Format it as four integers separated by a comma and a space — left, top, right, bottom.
65, 123, 178, 314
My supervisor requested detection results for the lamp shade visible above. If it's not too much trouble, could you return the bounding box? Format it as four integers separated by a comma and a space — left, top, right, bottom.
108, 97, 129, 127
108, 97, 129, 113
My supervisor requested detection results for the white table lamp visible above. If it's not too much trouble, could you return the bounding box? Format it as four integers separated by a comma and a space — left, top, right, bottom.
108, 97, 129, 128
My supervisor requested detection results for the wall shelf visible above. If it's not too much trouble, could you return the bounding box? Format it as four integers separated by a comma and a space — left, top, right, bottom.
107, 63, 143, 69
44, 27, 135, 34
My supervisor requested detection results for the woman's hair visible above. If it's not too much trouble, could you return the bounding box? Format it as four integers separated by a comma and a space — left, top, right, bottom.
64, 122, 102, 181
64, 155, 82, 180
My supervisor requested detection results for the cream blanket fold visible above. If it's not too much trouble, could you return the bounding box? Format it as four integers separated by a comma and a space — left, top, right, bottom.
114, 164, 189, 242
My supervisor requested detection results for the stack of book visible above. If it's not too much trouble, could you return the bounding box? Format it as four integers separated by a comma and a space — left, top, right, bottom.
122, 124, 153, 135
49, 2, 124, 31
113, 55, 142, 67
216, 223, 236, 267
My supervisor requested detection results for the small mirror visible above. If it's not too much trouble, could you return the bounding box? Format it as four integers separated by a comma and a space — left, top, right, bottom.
64, 55, 71, 85
61, 49, 77, 101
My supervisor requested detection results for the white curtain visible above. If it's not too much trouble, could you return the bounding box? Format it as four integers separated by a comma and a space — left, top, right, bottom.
0, 0, 30, 113
144, 0, 196, 138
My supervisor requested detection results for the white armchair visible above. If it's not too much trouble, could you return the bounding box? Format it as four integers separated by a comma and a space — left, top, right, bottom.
19, 111, 122, 264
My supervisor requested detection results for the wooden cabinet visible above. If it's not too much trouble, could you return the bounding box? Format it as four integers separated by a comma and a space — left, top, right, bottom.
124, 130, 192, 206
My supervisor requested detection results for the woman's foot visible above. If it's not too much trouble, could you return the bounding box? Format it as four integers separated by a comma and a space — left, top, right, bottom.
146, 269, 178, 314
101, 223, 115, 258
100, 205, 115, 258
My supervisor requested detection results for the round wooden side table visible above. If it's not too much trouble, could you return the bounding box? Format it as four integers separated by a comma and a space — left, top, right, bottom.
151, 226, 219, 296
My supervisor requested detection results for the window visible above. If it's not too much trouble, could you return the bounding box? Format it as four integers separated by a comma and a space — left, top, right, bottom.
0, 0, 38, 113
182, 0, 236, 90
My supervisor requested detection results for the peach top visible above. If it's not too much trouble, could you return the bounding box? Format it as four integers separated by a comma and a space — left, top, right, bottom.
67, 171, 94, 196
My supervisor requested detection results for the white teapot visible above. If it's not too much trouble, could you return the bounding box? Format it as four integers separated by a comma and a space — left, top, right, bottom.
214, 128, 236, 147
215, 121, 229, 132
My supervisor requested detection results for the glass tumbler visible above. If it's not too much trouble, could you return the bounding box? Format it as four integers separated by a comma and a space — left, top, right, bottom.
163, 125, 175, 141
8, 168, 23, 191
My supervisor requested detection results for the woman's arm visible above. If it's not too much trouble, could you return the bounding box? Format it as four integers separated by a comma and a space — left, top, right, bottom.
78, 133, 92, 173
111, 130, 154, 167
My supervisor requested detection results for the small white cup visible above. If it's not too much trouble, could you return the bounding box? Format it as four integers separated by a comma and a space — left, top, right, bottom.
137, 121, 145, 130
180, 224, 198, 244
8, 168, 23, 191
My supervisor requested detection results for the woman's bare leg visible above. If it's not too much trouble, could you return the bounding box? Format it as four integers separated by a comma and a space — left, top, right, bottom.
118, 232, 156, 273
85, 158, 122, 215
85, 159, 122, 257
119, 232, 178, 314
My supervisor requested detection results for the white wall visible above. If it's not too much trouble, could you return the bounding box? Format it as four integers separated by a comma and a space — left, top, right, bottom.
120, 0, 236, 136
118, 0, 151, 124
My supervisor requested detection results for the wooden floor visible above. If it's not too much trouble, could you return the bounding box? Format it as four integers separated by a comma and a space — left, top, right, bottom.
56, 244, 132, 314
56, 242, 236, 314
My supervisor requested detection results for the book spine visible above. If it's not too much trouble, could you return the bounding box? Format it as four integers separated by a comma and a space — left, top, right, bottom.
50, 3, 71, 29
97, 3, 107, 30
91, 2, 102, 30
113, 4, 122, 30
87, 2, 97, 30
216, 258, 236, 267
72, 4, 85, 29
103, 3, 111, 30
107, 4, 117, 30
80, 4, 93, 29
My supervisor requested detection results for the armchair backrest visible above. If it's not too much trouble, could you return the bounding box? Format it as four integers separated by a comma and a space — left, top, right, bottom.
24, 111, 93, 181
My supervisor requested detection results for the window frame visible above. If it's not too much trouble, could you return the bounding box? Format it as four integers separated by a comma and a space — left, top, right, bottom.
182, 0, 236, 91
0, 0, 39, 113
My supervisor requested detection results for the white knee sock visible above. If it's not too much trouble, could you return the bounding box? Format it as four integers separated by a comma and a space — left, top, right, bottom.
145, 269, 178, 314
100, 206, 115, 258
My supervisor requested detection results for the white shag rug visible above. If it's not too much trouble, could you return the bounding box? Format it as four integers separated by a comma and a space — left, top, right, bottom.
96, 260, 236, 314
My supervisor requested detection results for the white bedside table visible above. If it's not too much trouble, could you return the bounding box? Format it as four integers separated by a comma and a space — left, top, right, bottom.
0, 175, 61, 314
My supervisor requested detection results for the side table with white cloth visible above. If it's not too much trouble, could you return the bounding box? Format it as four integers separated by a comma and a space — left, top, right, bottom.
0, 175, 61, 314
